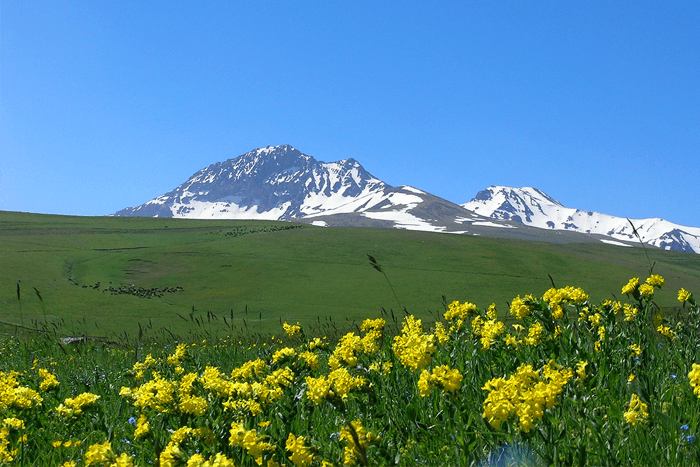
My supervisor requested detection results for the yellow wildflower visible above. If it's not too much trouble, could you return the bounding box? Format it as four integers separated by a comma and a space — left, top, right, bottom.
629, 344, 641, 357
624, 394, 648, 426
286, 433, 315, 467
480, 319, 505, 350
689, 363, 700, 398
272, 347, 297, 364
392, 316, 436, 370
623, 303, 638, 322
444, 300, 478, 321
134, 414, 149, 439
638, 283, 655, 298
486, 303, 498, 320
622, 277, 639, 295
38, 368, 59, 392
340, 420, 380, 466
657, 324, 676, 339
56, 392, 100, 418
524, 322, 544, 346
283, 321, 302, 338
167, 343, 188, 365
433, 322, 449, 345
646, 274, 665, 288
509, 296, 532, 320
678, 288, 692, 303
482, 362, 572, 432
418, 365, 462, 397
576, 361, 588, 382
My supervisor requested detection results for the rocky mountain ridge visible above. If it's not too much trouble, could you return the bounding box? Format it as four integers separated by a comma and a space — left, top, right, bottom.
115, 145, 699, 253
462, 186, 700, 253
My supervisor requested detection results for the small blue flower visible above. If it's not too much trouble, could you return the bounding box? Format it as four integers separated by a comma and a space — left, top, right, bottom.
681, 424, 690, 432
670, 374, 677, 381
686, 435, 696, 445
128, 417, 137, 425
329, 432, 339, 440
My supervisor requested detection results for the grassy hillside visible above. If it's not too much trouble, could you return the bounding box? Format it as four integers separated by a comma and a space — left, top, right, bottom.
1, 211, 699, 337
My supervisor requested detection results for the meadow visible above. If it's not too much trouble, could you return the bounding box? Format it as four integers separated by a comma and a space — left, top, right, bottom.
2, 211, 700, 338
2, 211, 700, 466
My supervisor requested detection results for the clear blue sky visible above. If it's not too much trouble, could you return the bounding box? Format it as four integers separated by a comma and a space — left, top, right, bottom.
1, 1, 698, 227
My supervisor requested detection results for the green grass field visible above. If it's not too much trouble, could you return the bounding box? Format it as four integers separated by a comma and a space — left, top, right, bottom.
1, 210, 699, 339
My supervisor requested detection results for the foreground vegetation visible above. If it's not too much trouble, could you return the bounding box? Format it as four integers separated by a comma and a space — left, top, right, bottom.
1, 272, 699, 466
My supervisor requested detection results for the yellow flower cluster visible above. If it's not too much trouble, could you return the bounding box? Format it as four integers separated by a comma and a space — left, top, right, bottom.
575, 361, 588, 381
229, 421, 275, 465
524, 322, 545, 346
305, 368, 367, 404
331, 333, 362, 367
639, 283, 655, 298
622, 275, 665, 298
340, 420, 380, 466
328, 320, 385, 370
444, 300, 478, 322
368, 361, 393, 375
688, 363, 700, 398
360, 318, 385, 354
120, 373, 177, 413
543, 286, 589, 319
84, 441, 133, 467
283, 321, 302, 338
166, 343, 188, 366
657, 324, 677, 339
272, 347, 297, 364
509, 295, 535, 320
433, 321, 450, 344
38, 368, 59, 392
130, 353, 158, 380
482, 362, 572, 432
417, 365, 463, 397
623, 394, 648, 426
298, 351, 319, 370
646, 274, 665, 288
0, 371, 42, 411
622, 277, 640, 295
133, 414, 149, 439
184, 453, 236, 467
629, 344, 642, 357
160, 426, 216, 467
0, 418, 25, 463
678, 288, 693, 303
286, 433, 315, 467
623, 303, 638, 322
392, 315, 436, 370
56, 392, 100, 418
471, 317, 505, 350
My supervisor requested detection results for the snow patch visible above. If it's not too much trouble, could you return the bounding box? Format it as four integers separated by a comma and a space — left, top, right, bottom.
600, 239, 633, 247
401, 185, 426, 194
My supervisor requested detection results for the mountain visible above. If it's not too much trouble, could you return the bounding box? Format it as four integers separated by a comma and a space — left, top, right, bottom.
116, 145, 384, 220
115, 145, 698, 253
462, 186, 700, 254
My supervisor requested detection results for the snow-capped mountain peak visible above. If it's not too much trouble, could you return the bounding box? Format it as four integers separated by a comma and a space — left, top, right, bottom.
115, 145, 389, 220
462, 186, 700, 253
114, 148, 700, 254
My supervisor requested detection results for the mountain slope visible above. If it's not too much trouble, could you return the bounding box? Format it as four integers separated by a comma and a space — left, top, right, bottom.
118, 145, 615, 245
115, 145, 389, 220
115, 146, 699, 253
462, 186, 700, 253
